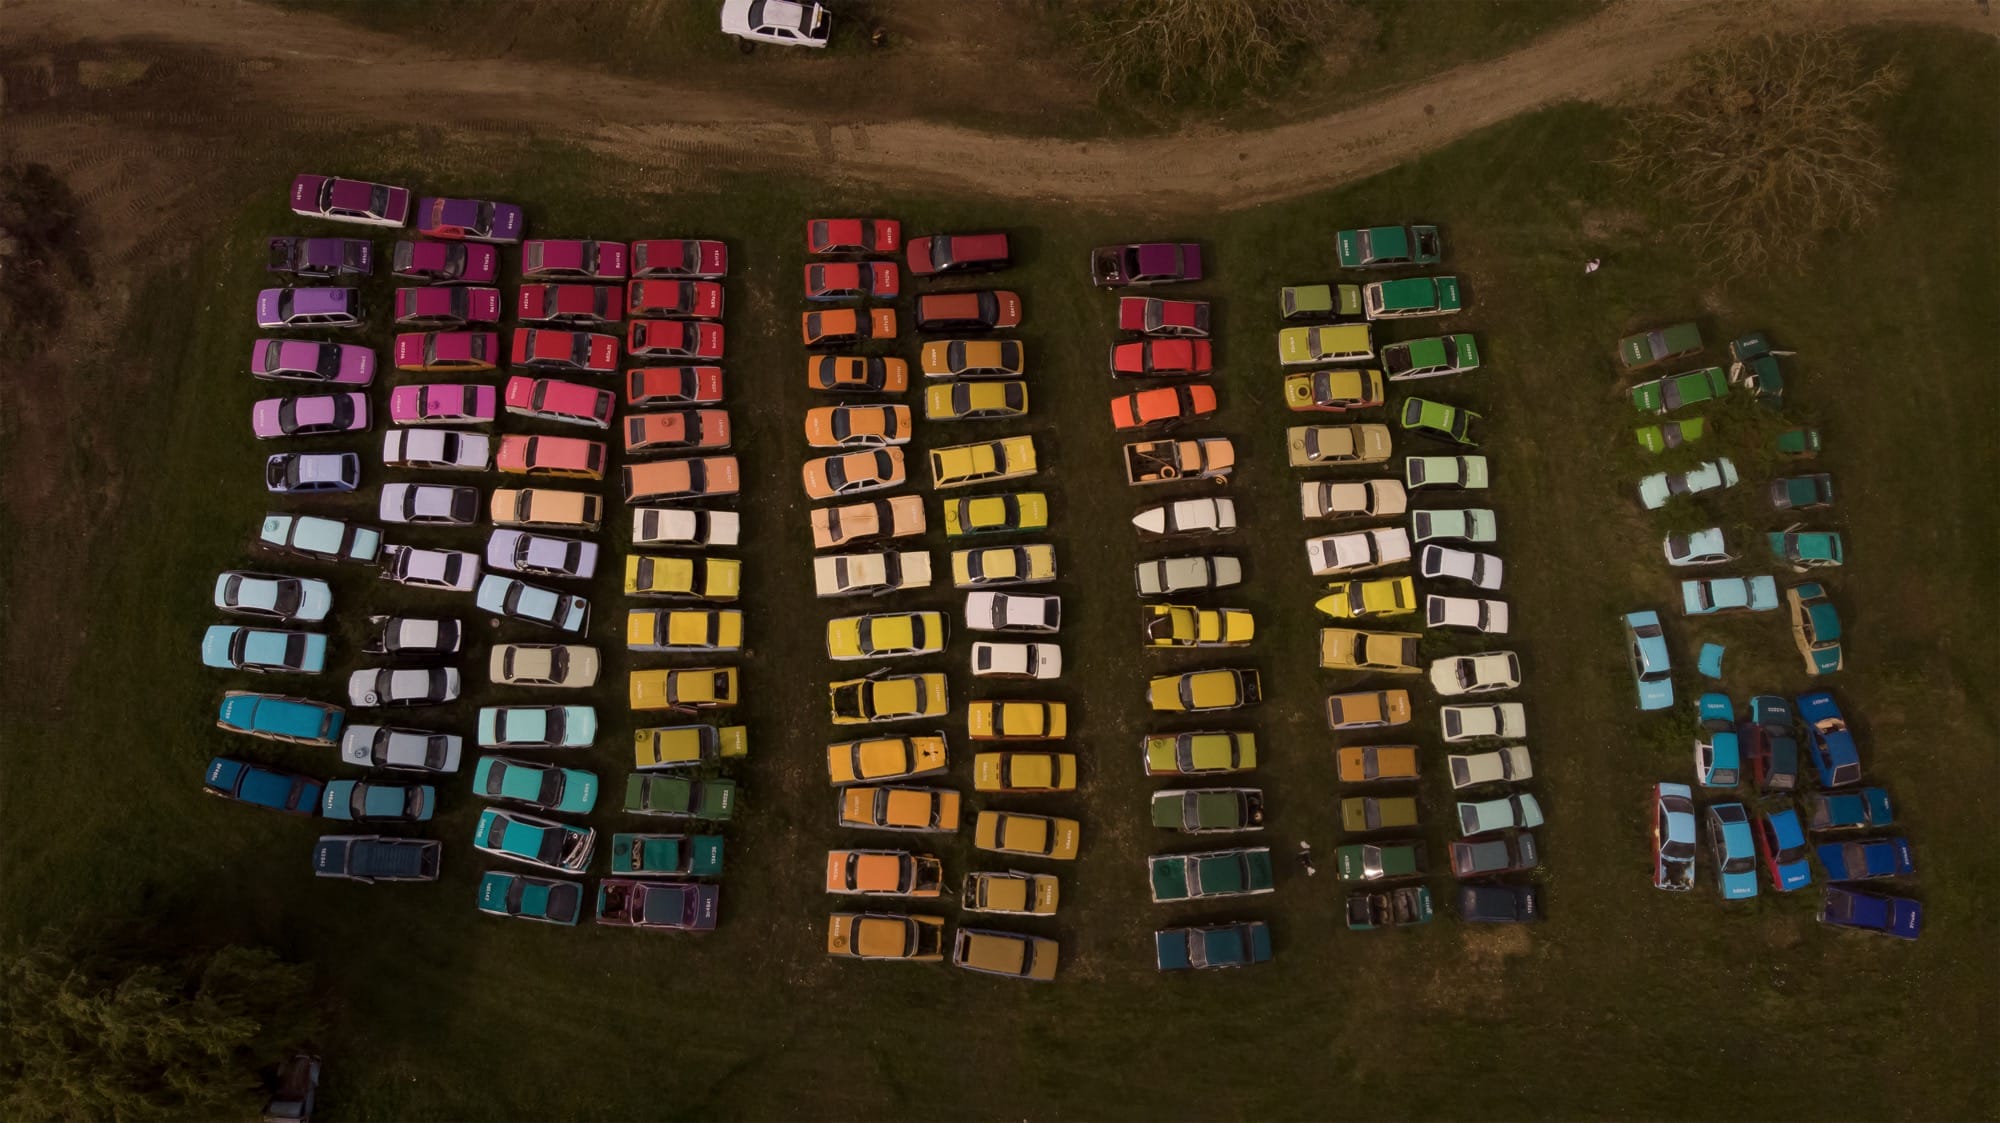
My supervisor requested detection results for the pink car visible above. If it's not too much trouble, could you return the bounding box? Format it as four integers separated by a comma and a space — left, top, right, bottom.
394, 331, 500, 373
627, 319, 724, 360
395, 286, 503, 327
252, 393, 371, 439
522, 239, 627, 281
392, 240, 499, 284
251, 339, 376, 385
631, 239, 727, 279
627, 280, 723, 320
504, 376, 615, 430
518, 284, 622, 326
511, 328, 620, 374
389, 383, 499, 426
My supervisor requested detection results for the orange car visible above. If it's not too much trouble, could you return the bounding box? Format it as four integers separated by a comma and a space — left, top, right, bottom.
622, 455, 741, 503
803, 447, 906, 501
803, 307, 898, 348
825, 849, 944, 897
1111, 384, 1219, 431
812, 495, 927, 549
808, 355, 909, 394
494, 434, 607, 479
804, 405, 913, 449
624, 409, 732, 455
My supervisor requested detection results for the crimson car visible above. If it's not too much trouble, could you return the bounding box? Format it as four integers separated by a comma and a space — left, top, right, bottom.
1118, 296, 1210, 338
395, 286, 502, 327
628, 319, 724, 360
628, 280, 724, 320
627, 366, 725, 406
510, 329, 620, 374
518, 284, 622, 326
807, 218, 901, 255
805, 262, 899, 301
391, 240, 498, 284
522, 239, 627, 281
1111, 338, 1214, 378
632, 239, 727, 279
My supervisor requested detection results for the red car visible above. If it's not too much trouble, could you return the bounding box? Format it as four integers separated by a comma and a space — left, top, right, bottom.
1118, 296, 1211, 338
522, 239, 627, 281
627, 366, 724, 406
807, 218, 902, 255
1111, 338, 1214, 379
1110, 384, 1219, 431
393, 331, 499, 373
624, 409, 733, 454
628, 280, 724, 320
804, 262, 899, 301
394, 286, 502, 327
518, 284, 622, 326
905, 232, 1009, 277
503, 376, 615, 430
631, 239, 727, 279
391, 240, 498, 284
629, 319, 724, 360
510, 328, 620, 374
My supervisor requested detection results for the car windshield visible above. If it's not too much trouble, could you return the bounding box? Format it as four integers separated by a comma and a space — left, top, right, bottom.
349, 786, 372, 817
369, 185, 389, 214
537, 770, 565, 805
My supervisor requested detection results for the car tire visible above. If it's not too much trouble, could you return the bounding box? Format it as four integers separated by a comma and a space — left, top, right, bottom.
361, 692, 379, 705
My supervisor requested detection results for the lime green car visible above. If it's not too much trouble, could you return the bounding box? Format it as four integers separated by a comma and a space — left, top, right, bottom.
1399, 398, 1482, 446
1635, 417, 1706, 454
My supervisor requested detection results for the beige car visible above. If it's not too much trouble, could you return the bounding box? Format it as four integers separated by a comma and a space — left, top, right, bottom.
1286, 425, 1392, 467
490, 488, 602, 532
488, 643, 600, 688
812, 495, 927, 550
952, 927, 1058, 981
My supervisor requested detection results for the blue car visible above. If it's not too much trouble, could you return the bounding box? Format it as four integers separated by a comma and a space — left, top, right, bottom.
1796, 691, 1862, 787
1816, 837, 1914, 882
1809, 787, 1893, 831
202, 756, 322, 815
1704, 802, 1759, 900
1695, 732, 1740, 788
473, 807, 595, 873
1744, 696, 1800, 793
473, 755, 598, 815
477, 871, 585, 926
1652, 783, 1697, 891
1622, 611, 1674, 711
216, 691, 345, 747
200, 625, 329, 674
1819, 886, 1921, 940
1754, 807, 1814, 892
321, 779, 436, 823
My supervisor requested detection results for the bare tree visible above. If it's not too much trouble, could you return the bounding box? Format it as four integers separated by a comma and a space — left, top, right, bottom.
1078, 0, 1333, 104
1614, 28, 1905, 274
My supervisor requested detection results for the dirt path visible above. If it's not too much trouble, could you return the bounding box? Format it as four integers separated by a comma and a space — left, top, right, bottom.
5, 0, 1991, 211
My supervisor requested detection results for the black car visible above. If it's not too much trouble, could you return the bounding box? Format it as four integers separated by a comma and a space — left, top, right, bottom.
1457, 883, 1541, 923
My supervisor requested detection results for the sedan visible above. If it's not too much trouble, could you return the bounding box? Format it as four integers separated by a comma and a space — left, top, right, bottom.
475, 575, 590, 634
389, 383, 498, 426
212, 571, 332, 623
321, 780, 435, 823
251, 339, 376, 385
631, 238, 728, 279
1111, 385, 1217, 430
1282, 369, 1386, 412
1457, 793, 1544, 837
346, 666, 461, 707
803, 448, 906, 500
925, 382, 1028, 423
808, 355, 910, 394
200, 625, 328, 673
1118, 296, 1210, 337
1664, 528, 1733, 566
1090, 242, 1202, 287
805, 262, 898, 301
806, 217, 900, 255
473, 808, 596, 873
251, 393, 369, 439
339, 725, 463, 773
1405, 455, 1488, 491
1419, 544, 1502, 591
1754, 807, 1815, 892
391, 240, 498, 284
415, 195, 524, 242
1622, 610, 1674, 711
395, 285, 505, 328
1450, 833, 1539, 877
1135, 555, 1243, 596
1426, 595, 1509, 634
1110, 339, 1212, 378
382, 429, 491, 471
490, 643, 600, 688
521, 239, 626, 281
1381, 334, 1479, 380
1409, 508, 1495, 544
1638, 457, 1740, 510
1651, 782, 1697, 891
485, 530, 600, 581
1429, 651, 1521, 697
1399, 397, 1481, 446
376, 484, 476, 532
380, 544, 481, 592
629, 319, 725, 360
1440, 703, 1527, 743
474, 756, 598, 815
203, 756, 321, 814
1132, 498, 1237, 538
477, 705, 597, 750
289, 173, 410, 227
264, 452, 359, 494
1706, 802, 1760, 900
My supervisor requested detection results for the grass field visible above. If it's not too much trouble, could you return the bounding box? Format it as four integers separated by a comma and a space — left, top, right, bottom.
1, 24, 1994, 1122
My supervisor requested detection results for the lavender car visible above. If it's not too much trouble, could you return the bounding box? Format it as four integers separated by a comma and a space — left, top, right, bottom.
266, 453, 361, 494
256, 288, 364, 330
394, 286, 503, 327
290, 174, 412, 228
268, 237, 373, 278
251, 339, 376, 386
416, 197, 525, 244
252, 393, 372, 439
392, 241, 500, 285
389, 383, 499, 426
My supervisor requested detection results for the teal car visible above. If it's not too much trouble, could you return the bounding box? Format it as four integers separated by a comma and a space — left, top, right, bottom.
477, 871, 585, 925
1776, 428, 1822, 458
473, 807, 595, 873
1382, 334, 1479, 381
1630, 366, 1728, 414
1788, 582, 1844, 675
1399, 397, 1481, 446
1681, 575, 1780, 616
321, 779, 435, 823
1768, 527, 1845, 569
1770, 474, 1833, 511
1363, 276, 1461, 320
610, 832, 725, 876
212, 571, 332, 623
1278, 283, 1361, 321
1336, 224, 1441, 269
474, 755, 599, 814
1635, 417, 1705, 453
200, 625, 328, 673
477, 705, 596, 749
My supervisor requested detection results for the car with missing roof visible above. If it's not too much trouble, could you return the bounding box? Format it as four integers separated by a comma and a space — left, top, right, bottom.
522, 238, 626, 281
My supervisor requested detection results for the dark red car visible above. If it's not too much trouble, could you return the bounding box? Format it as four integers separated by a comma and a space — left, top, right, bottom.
628, 280, 724, 320
509, 328, 620, 374
1118, 297, 1211, 338
518, 284, 622, 326
905, 232, 1009, 277
914, 290, 1020, 333
631, 239, 728, 279
807, 218, 902, 255
395, 287, 503, 327
628, 319, 724, 360
522, 239, 627, 281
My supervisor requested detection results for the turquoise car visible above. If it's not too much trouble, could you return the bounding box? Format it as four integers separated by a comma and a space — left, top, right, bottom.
201, 625, 328, 673
473, 807, 595, 873
1768, 528, 1845, 569
1770, 474, 1833, 511
1336, 224, 1441, 269
321, 779, 436, 822
1399, 398, 1481, 446
1635, 417, 1704, 454
216, 691, 344, 746
1788, 583, 1844, 675
476, 705, 596, 749
1630, 366, 1728, 414
257, 513, 381, 563
212, 571, 332, 623
1705, 802, 1760, 900
1382, 334, 1478, 381
1363, 276, 1461, 320
473, 755, 598, 814
476, 871, 584, 926
1681, 575, 1779, 615
1622, 611, 1674, 711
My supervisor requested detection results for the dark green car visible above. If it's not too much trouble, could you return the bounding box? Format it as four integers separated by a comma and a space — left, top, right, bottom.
1336, 224, 1442, 268
1399, 397, 1482, 447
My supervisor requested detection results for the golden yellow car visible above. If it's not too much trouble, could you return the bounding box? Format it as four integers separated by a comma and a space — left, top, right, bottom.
625, 608, 743, 652
633, 723, 748, 768
973, 752, 1078, 793
920, 338, 1024, 379
1149, 668, 1262, 713
974, 810, 1080, 860
623, 554, 740, 601
924, 379, 1029, 421
629, 666, 737, 710
837, 785, 960, 832
825, 850, 945, 897
952, 927, 1057, 981
960, 871, 1060, 916
967, 700, 1067, 740
1325, 689, 1414, 730
825, 611, 948, 661
829, 673, 949, 725
929, 436, 1037, 489
951, 544, 1056, 588
825, 734, 949, 784
826, 912, 944, 961
1335, 745, 1421, 784
1142, 604, 1255, 648
943, 492, 1049, 537
1315, 576, 1418, 620
1317, 628, 1422, 673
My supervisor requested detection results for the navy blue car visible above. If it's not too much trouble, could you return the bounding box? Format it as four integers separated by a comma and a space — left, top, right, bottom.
1819, 886, 1921, 940
203, 756, 322, 815
1815, 837, 1914, 882
1796, 691, 1862, 787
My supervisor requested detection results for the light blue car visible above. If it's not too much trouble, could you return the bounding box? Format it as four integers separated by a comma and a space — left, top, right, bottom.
1622, 611, 1674, 711
201, 625, 328, 673
258, 513, 381, 563
476, 705, 597, 749
1638, 457, 1738, 510
1695, 732, 1740, 787
212, 571, 332, 623
1662, 527, 1732, 566
1681, 575, 1779, 615
473, 755, 598, 814
1456, 793, 1543, 837
1705, 802, 1760, 899
475, 574, 590, 634
1768, 527, 1845, 569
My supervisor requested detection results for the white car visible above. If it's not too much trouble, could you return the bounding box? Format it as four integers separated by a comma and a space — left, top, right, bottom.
1305, 528, 1411, 577
212, 571, 332, 623
1447, 746, 1533, 790
379, 483, 479, 526
379, 545, 480, 592
964, 592, 1061, 634
339, 725, 463, 773
970, 641, 1062, 680
1424, 595, 1509, 635
1405, 455, 1488, 490
1131, 497, 1237, 537
720, 0, 829, 47
363, 615, 461, 655
1440, 702, 1527, 744
1410, 508, 1496, 544
382, 428, 491, 470
1135, 555, 1243, 596
1419, 544, 1503, 591
632, 507, 740, 548
489, 643, 600, 688
1300, 480, 1407, 520
485, 529, 600, 581
347, 666, 462, 708
1428, 651, 1522, 697
1663, 527, 1734, 566
814, 551, 933, 597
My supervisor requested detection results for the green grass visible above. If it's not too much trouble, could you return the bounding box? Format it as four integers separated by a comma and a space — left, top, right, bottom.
2, 24, 1995, 1121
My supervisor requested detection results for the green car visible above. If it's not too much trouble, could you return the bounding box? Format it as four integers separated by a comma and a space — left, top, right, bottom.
1382, 334, 1479, 380
1363, 276, 1461, 320
1339, 796, 1420, 832
609, 832, 724, 876
1279, 284, 1362, 321
1617, 322, 1702, 371
623, 773, 736, 821
1147, 847, 1276, 901
1630, 366, 1729, 414
1635, 417, 1706, 454
1149, 788, 1266, 834
1777, 427, 1823, 458
1399, 397, 1482, 446
1335, 840, 1427, 881
1336, 224, 1442, 269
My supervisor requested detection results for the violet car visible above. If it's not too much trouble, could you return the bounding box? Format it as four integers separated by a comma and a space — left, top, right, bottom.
522, 239, 627, 281
390, 383, 498, 426
415, 196, 525, 243
252, 393, 372, 439
394, 286, 503, 327
251, 339, 376, 386
391, 240, 500, 284
1090, 242, 1204, 288
290, 174, 412, 228
256, 287, 364, 330
266, 452, 360, 494
267, 237, 373, 278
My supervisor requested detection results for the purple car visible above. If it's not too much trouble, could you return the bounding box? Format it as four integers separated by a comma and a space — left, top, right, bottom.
416, 196, 525, 244
390, 383, 499, 426
256, 288, 364, 330
290, 174, 412, 228
267, 237, 373, 278
1090, 242, 1204, 288
394, 286, 503, 328
251, 339, 376, 385
253, 393, 372, 439
392, 241, 500, 285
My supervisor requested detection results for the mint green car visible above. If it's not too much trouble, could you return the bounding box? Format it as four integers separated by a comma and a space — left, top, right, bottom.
1363, 276, 1461, 320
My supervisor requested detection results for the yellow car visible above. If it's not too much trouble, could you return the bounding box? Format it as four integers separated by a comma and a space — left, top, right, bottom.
1283, 368, 1387, 412
826, 734, 949, 784
1278, 323, 1374, 366
974, 810, 1080, 860
952, 927, 1058, 981
626, 608, 743, 652
1335, 745, 1421, 784
1149, 668, 1262, 713
929, 436, 1037, 490
950, 544, 1056, 588
633, 723, 748, 768
961, 871, 1060, 916
1325, 689, 1414, 730
829, 673, 949, 725
1316, 576, 1418, 620
920, 339, 1024, 379
826, 912, 944, 961
943, 492, 1049, 537
924, 379, 1029, 421
623, 554, 741, 601
1142, 604, 1255, 648
837, 785, 961, 832
973, 751, 1077, 793
629, 666, 738, 710
967, 700, 1067, 741
825, 850, 946, 897
825, 611, 948, 661
1318, 628, 1422, 673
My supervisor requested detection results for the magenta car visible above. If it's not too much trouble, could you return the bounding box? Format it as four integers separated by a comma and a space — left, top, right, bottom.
394, 331, 500, 373
394, 286, 503, 327
392, 241, 499, 285
290, 174, 411, 228
632, 239, 728, 279
251, 339, 376, 385
522, 239, 627, 281
390, 383, 499, 426
415, 196, 525, 244
252, 393, 371, 439
267, 237, 373, 278
256, 287, 364, 330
